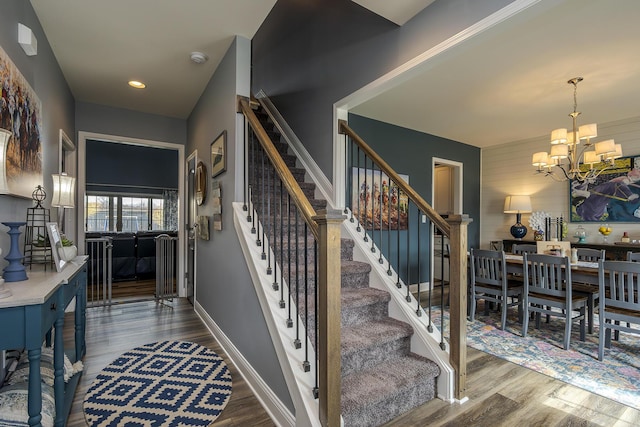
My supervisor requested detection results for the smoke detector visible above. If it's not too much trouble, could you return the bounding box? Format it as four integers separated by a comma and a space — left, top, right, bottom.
190, 52, 208, 64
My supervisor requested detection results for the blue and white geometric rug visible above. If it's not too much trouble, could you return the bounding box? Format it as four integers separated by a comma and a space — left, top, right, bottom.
83, 341, 232, 426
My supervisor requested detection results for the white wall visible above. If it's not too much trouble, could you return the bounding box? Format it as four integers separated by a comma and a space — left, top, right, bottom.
481, 116, 640, 248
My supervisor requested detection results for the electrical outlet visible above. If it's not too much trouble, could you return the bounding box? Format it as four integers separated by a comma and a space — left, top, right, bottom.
421, 214, 427, 223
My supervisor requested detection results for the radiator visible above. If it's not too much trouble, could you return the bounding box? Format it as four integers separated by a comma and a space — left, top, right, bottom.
155, 234, 178, 302
85, 237, 113, 307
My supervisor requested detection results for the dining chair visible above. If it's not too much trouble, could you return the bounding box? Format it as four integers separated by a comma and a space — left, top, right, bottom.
512, 244, 537, 255
574, 248, 606, 333
470, 248, 523, 330
597, 260, 640, 361
627, 251, 640, 262
522, 253, 587, 350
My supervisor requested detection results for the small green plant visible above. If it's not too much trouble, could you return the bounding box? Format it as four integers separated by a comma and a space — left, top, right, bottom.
34, 234, 50, 247
60, 235, 74, 247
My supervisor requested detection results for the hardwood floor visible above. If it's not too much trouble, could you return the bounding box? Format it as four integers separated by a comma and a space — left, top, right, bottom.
63, 298, 275, 426
63, 291, 640, 426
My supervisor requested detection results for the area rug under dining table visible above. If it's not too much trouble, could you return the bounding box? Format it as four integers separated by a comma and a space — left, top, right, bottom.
83, 340, 232, 426
432, 305, 640, 410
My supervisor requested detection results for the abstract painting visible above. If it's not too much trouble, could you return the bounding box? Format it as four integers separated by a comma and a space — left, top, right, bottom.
570, 155, 640, 223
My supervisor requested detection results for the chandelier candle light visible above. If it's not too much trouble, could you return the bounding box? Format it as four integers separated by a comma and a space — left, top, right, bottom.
504, 195, 532, 240
532, 77, 622, 182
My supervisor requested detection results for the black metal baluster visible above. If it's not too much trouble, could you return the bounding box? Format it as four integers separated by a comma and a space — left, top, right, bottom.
416, 209, 422, 316
275, 178, 283, 292
370, 165, 376, 253
349, 141, 355, 223
249, 129, 255, 225
266, 164, 272, 273
406, 192, 411, 302
378, 171, 384, 263
363, 156, 369, 243
313, 240, 319, 399
396, 181, 401, 288
440, 231, 446, 350
356, 148, 362, 232
427, 221, 434, 333
387, 179, 392, 276
243, 118, 248, 213
259, 150, 265, 255
302, 223, 310, 372
294, 208, 301, 348
284, 194, 291, 313
344, 135, 349, 216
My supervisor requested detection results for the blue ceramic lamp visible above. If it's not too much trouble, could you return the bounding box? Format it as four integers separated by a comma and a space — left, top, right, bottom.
504, 195, 532, 240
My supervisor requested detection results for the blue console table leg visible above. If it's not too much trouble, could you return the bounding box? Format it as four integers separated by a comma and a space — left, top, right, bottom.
27, 347, 43, 427
2, 221, 28, 282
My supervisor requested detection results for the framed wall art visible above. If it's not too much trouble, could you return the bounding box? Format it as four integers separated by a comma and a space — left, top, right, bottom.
351, 167, 409, 230
0, 46, 43, 197
570, 155, 640, 223
210, 130, 227, 178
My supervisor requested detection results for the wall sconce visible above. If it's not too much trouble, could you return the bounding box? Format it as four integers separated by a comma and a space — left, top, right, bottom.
18, 23, 38, 56
504, 195, 532, 240
0, 128, 11, 193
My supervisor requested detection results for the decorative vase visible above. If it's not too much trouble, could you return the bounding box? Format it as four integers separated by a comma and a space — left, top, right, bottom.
58, 245, 78, 262
2, 221, 28, 282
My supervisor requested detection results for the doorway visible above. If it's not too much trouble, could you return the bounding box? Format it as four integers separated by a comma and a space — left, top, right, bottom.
431, 158, 463, 290
185, 152, 197, 304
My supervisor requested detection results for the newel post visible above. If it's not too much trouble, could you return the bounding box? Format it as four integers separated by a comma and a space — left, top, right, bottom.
446, 214, 472, 400
313, 209, 345, 427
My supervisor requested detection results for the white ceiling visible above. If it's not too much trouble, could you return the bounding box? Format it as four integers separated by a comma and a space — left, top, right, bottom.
29, 0, 432, 120
30, 0, 639, 148
351, 0, 640, 148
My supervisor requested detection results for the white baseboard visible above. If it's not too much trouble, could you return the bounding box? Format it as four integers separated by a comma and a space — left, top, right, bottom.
194, 301, 296, 427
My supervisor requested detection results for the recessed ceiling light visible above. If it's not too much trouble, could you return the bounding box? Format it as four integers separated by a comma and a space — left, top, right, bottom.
128, 80, 146, 89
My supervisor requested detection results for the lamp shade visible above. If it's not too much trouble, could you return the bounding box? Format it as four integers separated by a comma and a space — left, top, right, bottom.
583, 150, 600, 165
578, 123, 597, 140
0, 128, 11, 193
550, 144, 569, 160
595, 139, 615, 156
503, 195, 532, 214
550, 128, 567, 144
532, 152, 548, 167
51, 173, 76, 208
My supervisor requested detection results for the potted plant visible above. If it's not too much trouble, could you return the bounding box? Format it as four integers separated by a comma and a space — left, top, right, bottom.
58, 235, 78, 261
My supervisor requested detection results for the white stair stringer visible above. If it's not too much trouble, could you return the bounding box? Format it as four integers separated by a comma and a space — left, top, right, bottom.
234, 202, 327, 427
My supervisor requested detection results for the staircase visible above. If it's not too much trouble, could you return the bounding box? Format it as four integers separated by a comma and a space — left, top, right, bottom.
250, 106, 440, 426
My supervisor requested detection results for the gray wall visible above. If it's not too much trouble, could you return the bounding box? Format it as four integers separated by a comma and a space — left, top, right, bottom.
0, 0, 75, 269
76, 102, 187, 145
252, 0, 515, 182
187, 37, 294, 411
349, 114, 480, 247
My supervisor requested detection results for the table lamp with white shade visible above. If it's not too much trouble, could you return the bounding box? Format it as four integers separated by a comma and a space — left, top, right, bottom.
504, 195, 532, 240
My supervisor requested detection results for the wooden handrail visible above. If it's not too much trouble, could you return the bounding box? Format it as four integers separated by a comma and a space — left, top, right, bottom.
339, 120, 450, 237
238, 96, 319, 239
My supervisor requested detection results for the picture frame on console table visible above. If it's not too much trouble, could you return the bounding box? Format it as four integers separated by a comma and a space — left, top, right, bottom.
570, 154, 640, 223
46, 222, 66, 272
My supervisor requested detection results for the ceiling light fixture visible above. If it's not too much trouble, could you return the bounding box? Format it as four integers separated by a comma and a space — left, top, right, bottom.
532, 77, 621, 182
190, 52, 208, 64
128, 80, 146, 89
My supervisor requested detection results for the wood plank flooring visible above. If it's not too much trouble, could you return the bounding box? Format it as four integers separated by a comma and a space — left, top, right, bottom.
63, 298, 275, 426
63, 294, 640, 426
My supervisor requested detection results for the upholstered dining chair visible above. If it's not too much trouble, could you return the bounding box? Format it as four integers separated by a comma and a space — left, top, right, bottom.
470, 248, 523, 330
512, 244, 537, 255
597, 260, 640, 361
574, 248, 606, 333
522, 253, 587, 350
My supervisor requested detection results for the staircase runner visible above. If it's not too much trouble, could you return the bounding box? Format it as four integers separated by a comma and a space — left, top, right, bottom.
252, 106, 440, 427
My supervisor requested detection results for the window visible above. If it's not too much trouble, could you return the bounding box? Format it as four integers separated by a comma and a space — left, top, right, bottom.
85, 194, 168, 232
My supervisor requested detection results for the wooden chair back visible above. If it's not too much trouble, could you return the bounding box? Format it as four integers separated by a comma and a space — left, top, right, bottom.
577, 248, 606, 262
512, 244, 537, 255
524, 253, 571, 298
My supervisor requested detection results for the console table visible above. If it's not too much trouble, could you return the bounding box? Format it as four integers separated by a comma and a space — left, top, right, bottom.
502, 239, 640, 261
0, 261, 87, 426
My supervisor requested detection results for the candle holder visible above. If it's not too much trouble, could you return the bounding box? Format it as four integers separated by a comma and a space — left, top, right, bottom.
2, 221, 28, 282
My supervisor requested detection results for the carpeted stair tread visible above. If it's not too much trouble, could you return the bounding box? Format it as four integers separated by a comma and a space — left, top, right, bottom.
341, 318, 413, 354
342, 288, 390, 310
341, 354, 440, 426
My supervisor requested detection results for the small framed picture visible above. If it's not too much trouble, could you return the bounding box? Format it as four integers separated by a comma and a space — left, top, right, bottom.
46, 222, 66, 272
210, 130, 227, 178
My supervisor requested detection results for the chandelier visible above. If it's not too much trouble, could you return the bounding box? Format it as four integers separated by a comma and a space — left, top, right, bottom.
532, 77, 622, 182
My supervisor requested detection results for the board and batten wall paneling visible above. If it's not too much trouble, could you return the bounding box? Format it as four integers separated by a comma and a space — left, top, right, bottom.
481, 116, 640, 249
